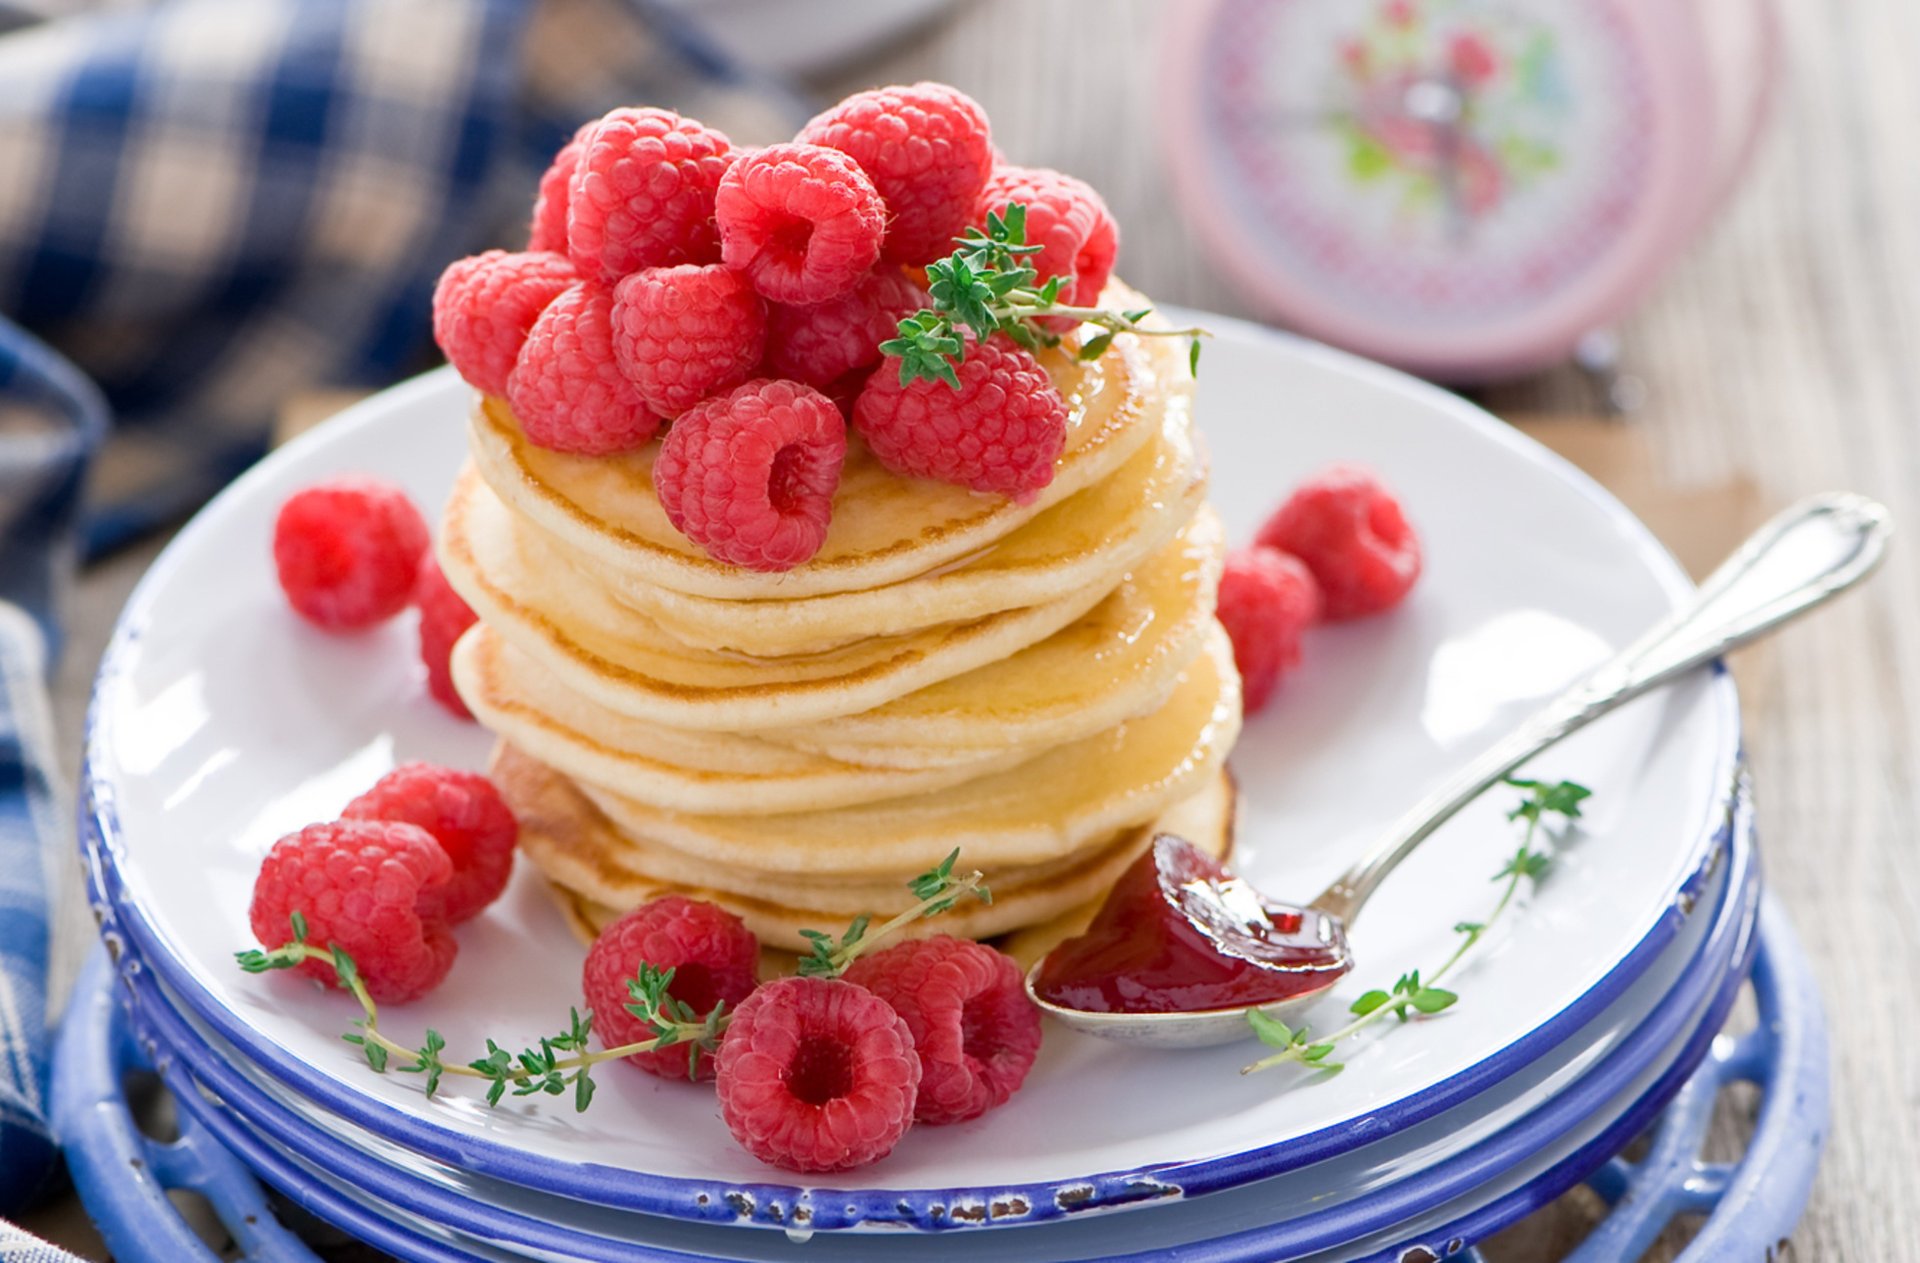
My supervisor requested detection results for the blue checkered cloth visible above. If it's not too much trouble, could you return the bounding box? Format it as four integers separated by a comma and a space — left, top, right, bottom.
0, 602, 63, 1222
0, 326, 96, 1222
0, 0, 801, 1233
0, 1222, 76, 1263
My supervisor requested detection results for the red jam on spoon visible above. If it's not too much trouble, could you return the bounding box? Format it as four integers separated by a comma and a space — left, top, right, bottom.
1032, 835, 1352, 1015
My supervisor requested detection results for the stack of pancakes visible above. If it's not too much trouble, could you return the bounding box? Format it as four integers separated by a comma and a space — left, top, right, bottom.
440, 299, 1242, 960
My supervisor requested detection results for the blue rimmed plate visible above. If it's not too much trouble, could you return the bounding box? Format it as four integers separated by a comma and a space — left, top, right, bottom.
82, 314, 1741, 1230
101, 777, 1757, 1261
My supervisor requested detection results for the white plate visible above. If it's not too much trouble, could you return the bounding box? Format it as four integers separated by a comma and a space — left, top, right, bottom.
85, 316, 1739, 1228
109, 799, 1752, 1261
133, 835, 1759, 1263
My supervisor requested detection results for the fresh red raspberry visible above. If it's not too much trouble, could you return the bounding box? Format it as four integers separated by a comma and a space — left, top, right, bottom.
411, 556, 477, 720
1256, 466, 1422, 620
714, 976, 920, 1172
975, 165, 1118, 324
248, 820, 455, 1004
527, 121, 594, 253
652, 379, 846, 572
273, 477, 430, 631
797, 83, 993, 265
763, 269, 926, 387
853, 333, 1066, 499
721, 144, 763, 175
610, 264, 766, 417
582, 897, 760, 1082
431, 251, 575, 397
843, 937, 1040, 1125
1217, 546, 1323, 714
566, 107, 732, 283
341, 763, 516, 926
715, 144, 886, 304
507, 282, 660, 455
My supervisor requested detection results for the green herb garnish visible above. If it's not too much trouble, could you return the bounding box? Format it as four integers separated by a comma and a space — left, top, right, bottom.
881, 204, 1207, 388
237, 853, 989, 1106
1242, 776, 1590, 1078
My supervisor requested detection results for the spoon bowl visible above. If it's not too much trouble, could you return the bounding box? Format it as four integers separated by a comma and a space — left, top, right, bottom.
1024, 963, 1343, 1049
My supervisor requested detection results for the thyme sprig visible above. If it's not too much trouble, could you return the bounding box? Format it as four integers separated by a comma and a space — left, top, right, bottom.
881, 204, 1208, 389
237, 852, 991, 1108
1242, 776, 1592, 1078
797, 848, 990, 978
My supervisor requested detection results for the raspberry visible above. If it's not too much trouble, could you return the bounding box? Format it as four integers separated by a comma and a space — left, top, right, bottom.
527, 121, 594, 253
975, 166, 1118, 324
715, 144, 886, 304
1216, 546, 1323, 713
797, 83, 993, 265
610, 264, 766, 417
273, 477, 430, 631
431, 251, 576, 398
412, 555, 477, 720
714, 976, 919, 1172
819, 367, 871, 422
248, 820, 455, 1004
853, 333, 1066, 499
763, 269, 926, 387
507, 282, 660, 455
652, 379, 846, 572
582, 897, 760, 1082
341, 763, 516, 926
567, 107, 732, 283
843, 937, 1040, 1125
1256, 466, 1422, 620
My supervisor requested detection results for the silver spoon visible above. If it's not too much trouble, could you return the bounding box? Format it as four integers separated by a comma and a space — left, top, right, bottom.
1027, 492, 1890, 1048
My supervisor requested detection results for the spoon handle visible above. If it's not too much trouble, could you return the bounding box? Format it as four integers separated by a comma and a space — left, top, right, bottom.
1311, 491, 1891, 924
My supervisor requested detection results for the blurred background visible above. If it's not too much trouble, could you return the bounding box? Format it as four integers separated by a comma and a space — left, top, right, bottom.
3, 0, 1914, 1258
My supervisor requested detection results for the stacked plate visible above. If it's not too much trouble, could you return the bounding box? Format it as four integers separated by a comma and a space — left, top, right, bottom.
78, 316, 1764, 1262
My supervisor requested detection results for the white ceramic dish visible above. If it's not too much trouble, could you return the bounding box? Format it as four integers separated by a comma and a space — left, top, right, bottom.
128, 835, 1759, 1263
105, 795, 1752, 1261
84, 315, 1740, 1228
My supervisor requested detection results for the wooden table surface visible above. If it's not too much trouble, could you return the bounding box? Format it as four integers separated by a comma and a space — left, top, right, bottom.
33, 1, 1918, 1259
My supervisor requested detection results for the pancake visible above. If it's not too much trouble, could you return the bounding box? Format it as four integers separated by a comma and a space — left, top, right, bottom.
440, 469, 1115, 731
571, 626, 1242, 875
453, 271, 1248, 962
450, 623, 999, 776
602, 396, 1205, 656
443, 470, 1219, 739
452, 627, 1038, 815
532, 774, 1146, 914
513, 752, 1237, 954
465, 290, 1182, 601
765, 506, 1224, 760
